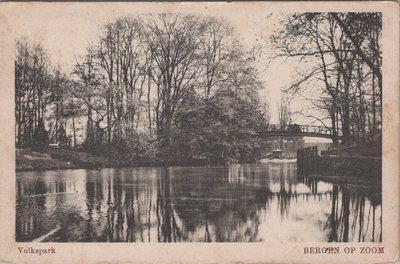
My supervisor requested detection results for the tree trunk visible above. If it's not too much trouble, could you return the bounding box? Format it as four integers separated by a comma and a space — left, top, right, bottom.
371, 59, 377, 144
330, 109, 338, 147
17, 122, 22, 148
106, 90, 112, 145
147, 69, 152, 134
342, 83, 350, 146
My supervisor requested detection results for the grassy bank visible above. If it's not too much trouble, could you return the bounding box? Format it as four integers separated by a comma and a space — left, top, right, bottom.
318, 155, 381, 179
16, 148, 165, 171
16, 149, 80, 171
324, 141, 381, 157
16, 148, 214, 171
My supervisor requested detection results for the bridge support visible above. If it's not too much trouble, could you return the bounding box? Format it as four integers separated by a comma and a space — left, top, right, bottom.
297, 146, 318, 175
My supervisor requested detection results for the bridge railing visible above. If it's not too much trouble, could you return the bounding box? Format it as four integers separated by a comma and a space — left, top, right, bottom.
264, 124, 342, 137
300, 125, 329, 134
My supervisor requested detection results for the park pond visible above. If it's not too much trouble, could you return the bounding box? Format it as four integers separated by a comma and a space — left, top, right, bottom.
16, 161, 382, 242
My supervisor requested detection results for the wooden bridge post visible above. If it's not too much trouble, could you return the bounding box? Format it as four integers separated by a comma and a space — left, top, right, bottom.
297, 146, 318, 175
296, 149, 299, 171
312, 146, 318, 173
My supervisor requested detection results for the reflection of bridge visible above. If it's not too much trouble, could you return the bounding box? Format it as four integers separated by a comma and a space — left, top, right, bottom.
257, 124, 342, 140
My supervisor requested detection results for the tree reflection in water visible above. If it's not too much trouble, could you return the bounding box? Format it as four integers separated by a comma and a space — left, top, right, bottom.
298, 174, 382, 242
16, 163, 382, 242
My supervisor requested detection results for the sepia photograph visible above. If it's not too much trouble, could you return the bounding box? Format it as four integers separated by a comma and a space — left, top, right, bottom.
14, 10, 383, 243
0, 1, 399, 263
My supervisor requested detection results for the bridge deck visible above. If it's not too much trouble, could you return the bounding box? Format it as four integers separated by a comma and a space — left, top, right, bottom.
257, 124, 342, 140
258, 131, 342, 139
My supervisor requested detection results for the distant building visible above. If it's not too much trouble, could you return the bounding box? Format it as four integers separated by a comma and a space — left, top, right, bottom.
266, 136, 305, 154
272, 149, 283, 159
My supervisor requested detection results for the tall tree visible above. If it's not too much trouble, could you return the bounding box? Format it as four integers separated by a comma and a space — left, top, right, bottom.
142, 14, 202, 146
271, 12, 382, 146
15, 38, 52, 148
73, 45, 102, 147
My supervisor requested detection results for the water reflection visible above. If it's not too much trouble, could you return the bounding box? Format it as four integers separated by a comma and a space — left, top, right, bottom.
16, 162, 382, 242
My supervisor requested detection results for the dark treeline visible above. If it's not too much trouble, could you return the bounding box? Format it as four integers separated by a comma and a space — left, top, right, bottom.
271, 13, 382, 147
15, 14, 269, 163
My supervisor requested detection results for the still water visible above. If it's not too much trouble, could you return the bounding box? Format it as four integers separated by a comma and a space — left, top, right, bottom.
16, 162, 382, 242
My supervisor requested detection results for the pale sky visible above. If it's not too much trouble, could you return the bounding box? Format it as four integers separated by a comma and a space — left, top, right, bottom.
7, 3, 329, 141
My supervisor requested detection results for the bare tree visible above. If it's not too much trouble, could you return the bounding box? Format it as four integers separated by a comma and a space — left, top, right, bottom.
141, 14, 202, 146
15, 38, 52, 147
271, 12, 382, 146
73, 45, 103, 146
197, 17, 234, 99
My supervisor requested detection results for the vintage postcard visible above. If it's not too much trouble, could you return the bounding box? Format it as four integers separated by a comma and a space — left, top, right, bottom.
0, 1, 398, 263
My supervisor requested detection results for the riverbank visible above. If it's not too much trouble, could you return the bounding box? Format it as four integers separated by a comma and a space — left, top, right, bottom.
16, 149, 78, 171
318, 155, 381, 179
16, 148, 151, 171
17, 144, 382, 174
17, 149, 67, 171
16, 148, 216, 171
297, 142, 382, 180
322, 142, 382, 178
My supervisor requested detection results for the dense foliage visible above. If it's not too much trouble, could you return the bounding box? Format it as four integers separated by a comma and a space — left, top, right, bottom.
172, 90, 268, 163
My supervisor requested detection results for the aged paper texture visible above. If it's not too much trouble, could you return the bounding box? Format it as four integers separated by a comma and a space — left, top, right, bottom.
0, 1, 399, 263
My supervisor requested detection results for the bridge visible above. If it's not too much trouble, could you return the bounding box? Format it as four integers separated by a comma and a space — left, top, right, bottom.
257, 124, 342, 140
